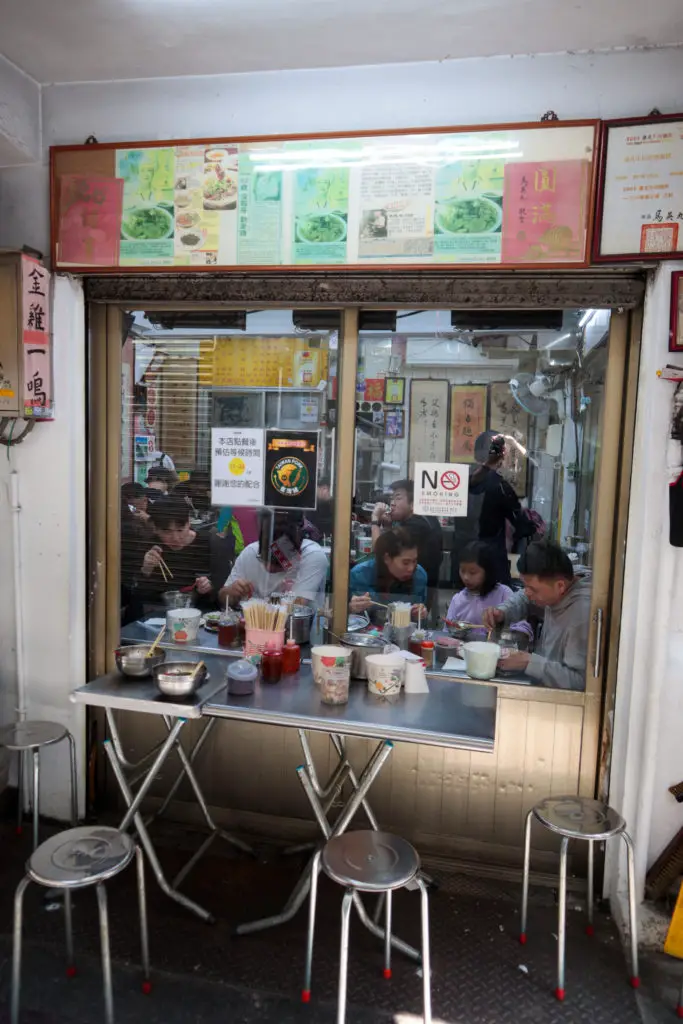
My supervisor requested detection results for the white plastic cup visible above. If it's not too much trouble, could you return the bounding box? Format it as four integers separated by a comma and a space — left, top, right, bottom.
310, 645, 350, 687
365, 653, 405, 697
463, 641, 501, 680
166, 607, 201, 644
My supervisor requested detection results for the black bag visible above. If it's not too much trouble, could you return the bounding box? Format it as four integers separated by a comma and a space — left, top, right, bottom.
670, 472, 683, 547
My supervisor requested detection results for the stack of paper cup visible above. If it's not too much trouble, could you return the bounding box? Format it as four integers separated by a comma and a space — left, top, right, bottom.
400, 651, 430, 693
365, 653, 405, 697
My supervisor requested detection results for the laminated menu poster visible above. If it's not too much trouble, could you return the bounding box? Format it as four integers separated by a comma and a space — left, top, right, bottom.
358, 162, 434, 259
171, 146, 224, 266
293, 167, 349, 265
434, 159, 504, 263
116, 148, 176, 265
264, 430, 319, 510
237, 152, 283, 265
57, 175, 123, 266
502, 161, 589, 263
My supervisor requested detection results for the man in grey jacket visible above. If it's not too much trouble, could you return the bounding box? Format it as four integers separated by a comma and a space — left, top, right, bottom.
482, 540, 591, 691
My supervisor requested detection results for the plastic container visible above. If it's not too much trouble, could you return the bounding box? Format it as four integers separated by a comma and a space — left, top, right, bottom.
261, 644, 283, 683
420, 639, 435, 669
282, 638, 301, 675
166, 608, 201, 644
320, 661, 351, 705
218, 609, 239, 648
226, 659, 258, 695
463, 641, 501, 680
409, 630, 425, 658
245, 627, 285, 658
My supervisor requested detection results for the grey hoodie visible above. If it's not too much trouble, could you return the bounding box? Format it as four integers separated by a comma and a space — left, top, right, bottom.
498, 571, 592, 691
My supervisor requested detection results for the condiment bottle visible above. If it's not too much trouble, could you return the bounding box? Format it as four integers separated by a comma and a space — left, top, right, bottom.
409, 630, 425, 658
282, 637, 301, 675
421, 639, 435, 669
261, 643, 283, 684
218, 609, 238, 648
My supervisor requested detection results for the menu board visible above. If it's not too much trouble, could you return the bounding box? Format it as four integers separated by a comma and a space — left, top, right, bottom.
199, 336, 328, 387
595, 115, 683, 260
51, 121, 597, 271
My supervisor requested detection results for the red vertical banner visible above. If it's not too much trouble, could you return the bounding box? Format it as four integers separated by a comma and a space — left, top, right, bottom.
501, 160, 590, 263
21, 255, 54, 420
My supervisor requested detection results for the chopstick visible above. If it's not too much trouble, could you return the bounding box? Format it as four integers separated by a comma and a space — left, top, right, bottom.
160, 557, 173, 580
190, 660, 205, 682
370, 600, 389, 609
147, 624, 166, 658
158, 562, 168, 583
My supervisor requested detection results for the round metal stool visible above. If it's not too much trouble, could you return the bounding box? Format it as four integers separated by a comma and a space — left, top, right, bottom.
0, 720, 78, 849
520, 796, 639, 1001
11, 826, 151, 1024
303, 830, 431, 1024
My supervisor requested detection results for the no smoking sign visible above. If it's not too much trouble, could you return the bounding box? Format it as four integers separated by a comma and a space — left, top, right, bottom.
414, 462, 469, 517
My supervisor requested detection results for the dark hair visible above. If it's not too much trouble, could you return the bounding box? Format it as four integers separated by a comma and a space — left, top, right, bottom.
257, 508, 304, 562
518, 540, 573, 581
474, 431, 505, 465
121, 482, 146, 502
375, 527, 418, 579
149, 497, 190, 532
390, 479, 414, 502
458, 541, 499, 597
147, 467, 176, 487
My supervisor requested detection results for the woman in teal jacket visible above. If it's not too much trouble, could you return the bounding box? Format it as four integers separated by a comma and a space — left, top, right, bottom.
349, 527, 427, 621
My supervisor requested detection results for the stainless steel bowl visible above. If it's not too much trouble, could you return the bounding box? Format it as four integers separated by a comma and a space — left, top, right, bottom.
153, 661, 207, 698
162, 591, 194, 610
340, 632, 389, 679
115, 646, 166, 679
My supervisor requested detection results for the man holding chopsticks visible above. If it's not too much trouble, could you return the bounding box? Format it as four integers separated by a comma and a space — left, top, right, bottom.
135, 497, 219, 609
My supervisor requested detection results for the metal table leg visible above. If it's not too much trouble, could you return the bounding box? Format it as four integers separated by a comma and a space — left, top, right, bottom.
236, 739, 393, 937
104, 716, 216, 923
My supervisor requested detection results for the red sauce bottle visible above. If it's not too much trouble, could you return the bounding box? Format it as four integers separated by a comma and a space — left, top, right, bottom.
261, 644, 283, 683
281, 638, 301, 675
421, 640, 435, 669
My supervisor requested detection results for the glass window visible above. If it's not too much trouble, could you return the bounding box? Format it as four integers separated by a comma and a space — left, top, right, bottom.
349, 308, 611, 692
119, 310, 337, 638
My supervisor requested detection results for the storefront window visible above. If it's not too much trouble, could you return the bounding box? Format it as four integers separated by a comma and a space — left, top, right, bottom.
119, 310, 338, 633
349, 308, 611, 692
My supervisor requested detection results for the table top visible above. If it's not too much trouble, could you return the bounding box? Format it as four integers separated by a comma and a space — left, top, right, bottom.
72, 662, 227, 719
78, 653, 496, 751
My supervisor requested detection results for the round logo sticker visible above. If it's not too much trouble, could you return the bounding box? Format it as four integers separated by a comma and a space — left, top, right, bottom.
271, 457, 309, 497
229, 457, 245, 476
440, 469, 461, 491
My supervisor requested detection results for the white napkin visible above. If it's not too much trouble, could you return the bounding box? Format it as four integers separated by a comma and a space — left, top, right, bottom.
142, 618, 166, 629
399, 651, 430, 694
444, 656, 467, 672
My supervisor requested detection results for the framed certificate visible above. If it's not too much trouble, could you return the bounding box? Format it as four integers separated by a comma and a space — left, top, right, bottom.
671, 272, 683, 353
594, 114, 683, 262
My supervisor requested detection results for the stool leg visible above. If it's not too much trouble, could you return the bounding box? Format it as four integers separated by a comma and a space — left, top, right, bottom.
16, 751, 23, 835
556, 836, 569, 1001
65, 889, 76, 977
11, 876, 30, 1024
96, 884, 114, 1024
67, 731, 78, 827
32, 749, 40, 851
383, 889, 392, 979
520, 808, 533, 944
135, 846, 151, 994
416, 876, 432, 1024
337, 889, 353, 1024
621, 831, 640, 988
586, 839, 594, 937
302, 849, 321, 1003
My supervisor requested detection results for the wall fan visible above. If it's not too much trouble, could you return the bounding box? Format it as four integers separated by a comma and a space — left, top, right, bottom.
509, 373, 557, 416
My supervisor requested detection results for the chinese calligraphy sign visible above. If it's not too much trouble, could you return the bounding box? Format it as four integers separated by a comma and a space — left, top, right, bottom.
408, 379, 450, 472
502, 160, 590, 263
21, 256, 53, 420
449, 385, 487, 462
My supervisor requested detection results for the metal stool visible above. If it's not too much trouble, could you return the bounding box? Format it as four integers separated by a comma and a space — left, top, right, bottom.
303, 830, 431, 1024
521, 796, 639, 1001
12, 826, 150, 1024
0, 721, 78, 849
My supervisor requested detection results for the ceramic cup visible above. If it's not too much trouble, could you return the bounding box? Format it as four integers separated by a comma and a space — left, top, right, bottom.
365, 653, 405, 697
310, 645, 350, 687
166, 607, 201, 645
463, 641, 501, 680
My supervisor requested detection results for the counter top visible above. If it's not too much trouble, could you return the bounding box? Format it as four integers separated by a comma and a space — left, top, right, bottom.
78, 653, 496, 752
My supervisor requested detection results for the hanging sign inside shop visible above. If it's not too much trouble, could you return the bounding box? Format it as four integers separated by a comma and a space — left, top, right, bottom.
594, 114, 683, 261
21, 255, 54, 421
264, 430, 319, 510
414, 462, 469, 517
211, 427, 265, 507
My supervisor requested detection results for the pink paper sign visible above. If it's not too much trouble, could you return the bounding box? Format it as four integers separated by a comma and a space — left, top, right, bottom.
23, 345, 53, 418
58, 175, 123, 266
501, 161, 589, 263
21, 255, 50, 345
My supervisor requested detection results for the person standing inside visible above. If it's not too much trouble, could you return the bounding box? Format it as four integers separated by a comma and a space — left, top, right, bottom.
371, 479, 443, 607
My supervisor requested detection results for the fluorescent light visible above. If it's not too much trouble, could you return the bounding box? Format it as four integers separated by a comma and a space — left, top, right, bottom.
578, 309, 596, 329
